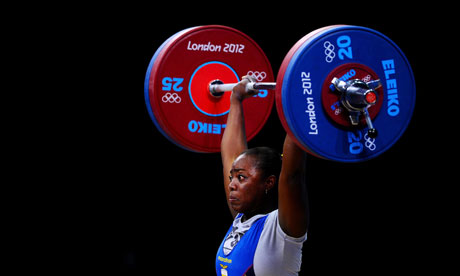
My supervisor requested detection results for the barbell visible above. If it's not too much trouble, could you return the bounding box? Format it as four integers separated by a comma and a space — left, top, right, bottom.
144, 25, 415, 162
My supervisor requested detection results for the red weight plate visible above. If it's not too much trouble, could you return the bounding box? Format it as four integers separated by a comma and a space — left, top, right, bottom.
148, 25, 274, 152
144, 27, 199, 151
276, 25, 343, 158
321, 62, 384, 127
189, 61, 236, 116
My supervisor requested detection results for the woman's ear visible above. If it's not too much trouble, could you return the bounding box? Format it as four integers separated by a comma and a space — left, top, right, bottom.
265, 175, 276, 191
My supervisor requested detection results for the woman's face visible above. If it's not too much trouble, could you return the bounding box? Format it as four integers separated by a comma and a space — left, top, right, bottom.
228, 154, 266, 214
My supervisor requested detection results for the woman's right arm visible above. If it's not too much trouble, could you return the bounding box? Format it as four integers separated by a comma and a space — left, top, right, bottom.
221, 77, 255, 218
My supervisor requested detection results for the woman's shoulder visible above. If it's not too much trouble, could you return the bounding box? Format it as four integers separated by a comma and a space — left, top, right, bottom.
263, 209, 307, 242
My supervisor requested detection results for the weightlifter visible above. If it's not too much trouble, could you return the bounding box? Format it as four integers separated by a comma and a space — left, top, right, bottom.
216, 76, 309, 276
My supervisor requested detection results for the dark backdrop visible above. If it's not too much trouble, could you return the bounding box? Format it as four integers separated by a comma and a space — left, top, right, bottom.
20, 3, 446, 274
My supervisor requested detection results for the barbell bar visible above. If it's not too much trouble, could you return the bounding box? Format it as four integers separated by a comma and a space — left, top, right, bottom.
208, 77, 382, 138
208, 80, 277, 96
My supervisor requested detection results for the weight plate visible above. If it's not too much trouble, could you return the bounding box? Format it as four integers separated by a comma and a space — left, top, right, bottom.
276, 25, 342, 159
144, 27, 198, 151
145, 25, 274, 152
321, 62, 384, 127
276, 25, 416, 162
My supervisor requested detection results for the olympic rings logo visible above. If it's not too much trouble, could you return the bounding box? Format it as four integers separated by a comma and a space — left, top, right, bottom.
364, 133, 376, 151
162, 92, 181, 103
362, 74, 372, 82
247, 71, 266, 81
323, 41, 336, 63
334, 107, 342, 115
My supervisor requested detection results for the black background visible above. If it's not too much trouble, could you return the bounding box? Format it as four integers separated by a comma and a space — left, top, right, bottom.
14, 3, 450, 274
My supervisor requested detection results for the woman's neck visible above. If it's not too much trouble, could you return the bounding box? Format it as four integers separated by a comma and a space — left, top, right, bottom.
242, 204, 273, 222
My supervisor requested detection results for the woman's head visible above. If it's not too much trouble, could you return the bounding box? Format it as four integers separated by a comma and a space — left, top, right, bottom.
242, 147, 282, 181
228, 147, 282, 215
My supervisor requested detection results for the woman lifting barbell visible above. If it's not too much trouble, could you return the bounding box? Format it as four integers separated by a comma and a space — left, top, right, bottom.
216, 76, 309, 276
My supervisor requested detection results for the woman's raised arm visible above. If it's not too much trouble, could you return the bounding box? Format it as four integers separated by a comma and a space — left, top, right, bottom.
221, 77, 257, 218
278, 134, 309, 238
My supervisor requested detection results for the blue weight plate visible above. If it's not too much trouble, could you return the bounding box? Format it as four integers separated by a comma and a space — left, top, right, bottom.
276, 25, 341, 158
279, 25, 416, 162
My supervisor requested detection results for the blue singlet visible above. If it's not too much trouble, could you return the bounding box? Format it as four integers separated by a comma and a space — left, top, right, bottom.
215, 214, 268, 276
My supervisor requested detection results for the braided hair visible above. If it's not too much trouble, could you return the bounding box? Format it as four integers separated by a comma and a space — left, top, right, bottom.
241, 147, 282, 181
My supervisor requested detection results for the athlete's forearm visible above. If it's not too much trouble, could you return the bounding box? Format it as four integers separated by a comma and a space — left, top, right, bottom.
221, 77, 254, 164
278, 134, 309, 238
221, 95, 247, 163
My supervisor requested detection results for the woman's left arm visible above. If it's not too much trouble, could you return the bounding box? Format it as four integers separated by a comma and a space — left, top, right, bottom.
278, 134, 309, 238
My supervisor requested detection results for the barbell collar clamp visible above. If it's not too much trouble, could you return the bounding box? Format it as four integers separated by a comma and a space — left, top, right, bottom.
363, 108, 378, 138
331, 77, 381, 138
